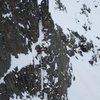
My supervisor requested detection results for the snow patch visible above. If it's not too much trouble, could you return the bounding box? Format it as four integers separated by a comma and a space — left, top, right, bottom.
38, 0, 42, 5
18, 23, 25, 28
2, 12, 12, 18
10, 92, 41, 100
68, 53, 100, 100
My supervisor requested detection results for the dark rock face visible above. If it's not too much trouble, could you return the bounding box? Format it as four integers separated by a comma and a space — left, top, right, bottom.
0, 0, 39, 78
40, 19, 71, 99
0, 41, 11, 77
0, 0, 72, 100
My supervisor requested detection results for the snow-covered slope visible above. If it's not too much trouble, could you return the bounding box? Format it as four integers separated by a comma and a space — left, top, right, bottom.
49, 0, 100, 100
0, 0, 100, 100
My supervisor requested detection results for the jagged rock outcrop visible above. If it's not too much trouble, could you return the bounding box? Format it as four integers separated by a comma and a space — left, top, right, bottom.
0, 0, 97, 100
0, 0, 39, 77
0, 0, 72, 100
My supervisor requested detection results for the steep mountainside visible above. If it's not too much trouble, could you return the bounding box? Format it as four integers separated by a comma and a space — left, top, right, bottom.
0, 0, 71, 100
0, 0, 100, 100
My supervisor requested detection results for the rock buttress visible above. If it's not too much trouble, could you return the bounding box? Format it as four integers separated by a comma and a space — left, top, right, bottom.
0, 0, 72, 100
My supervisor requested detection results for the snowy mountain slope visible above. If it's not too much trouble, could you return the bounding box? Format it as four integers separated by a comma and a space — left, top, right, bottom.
0, 0, 100, 100
49, 0, 100, 100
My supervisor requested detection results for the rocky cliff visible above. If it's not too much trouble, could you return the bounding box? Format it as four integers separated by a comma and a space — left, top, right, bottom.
0, 0, 72, 100
0, 0, 99, 100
